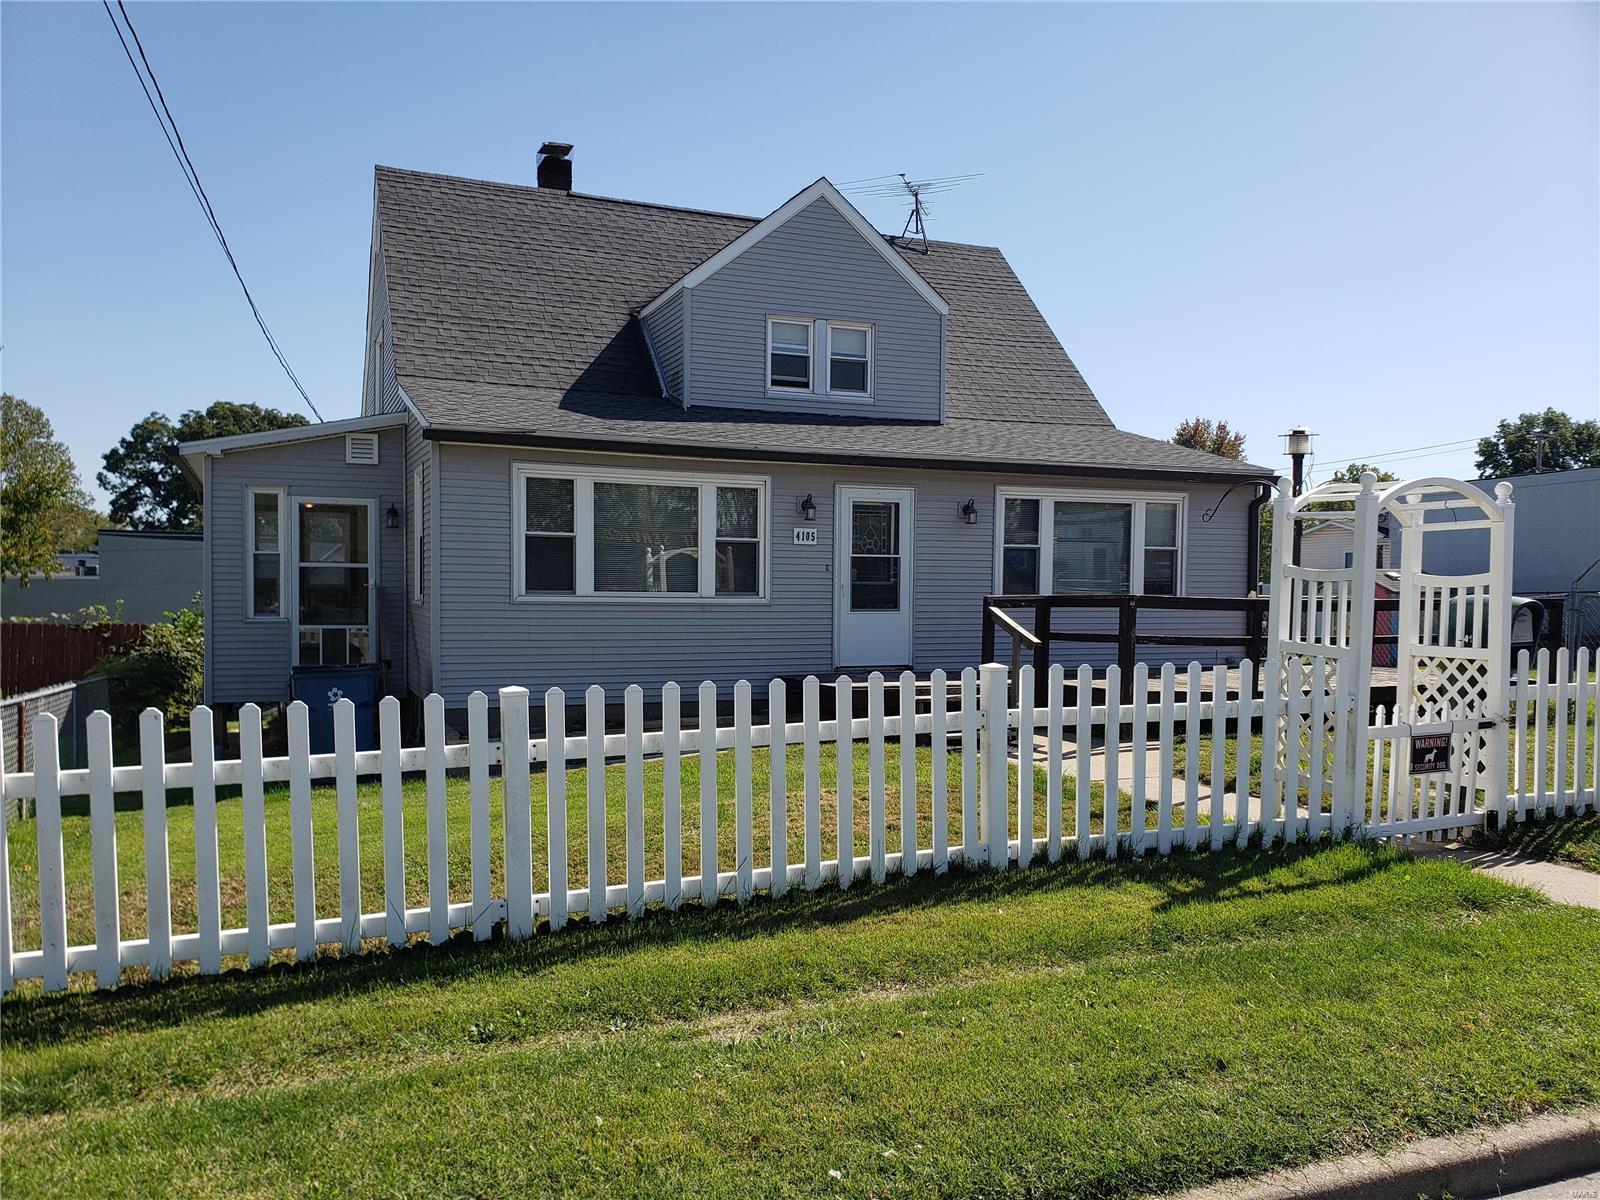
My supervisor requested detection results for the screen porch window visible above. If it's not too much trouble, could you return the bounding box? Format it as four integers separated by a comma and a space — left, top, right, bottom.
997, 492, 1185, 596
248, 489, 283, 617
827, 323, 871, 394
515, 468, 766, 600
297, 502, 372, 666
768, 319, 811, 390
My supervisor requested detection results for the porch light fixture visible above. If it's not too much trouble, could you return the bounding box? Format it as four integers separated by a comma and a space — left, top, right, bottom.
385, 502, 401, 530
959, 498, 979, 525
797, 493, 817, 522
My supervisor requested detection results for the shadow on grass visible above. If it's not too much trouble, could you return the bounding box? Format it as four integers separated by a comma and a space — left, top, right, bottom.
1467, 810, 1600, 869
1, 839, 1407, 1048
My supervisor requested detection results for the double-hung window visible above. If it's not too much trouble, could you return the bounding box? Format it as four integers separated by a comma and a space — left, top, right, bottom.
247, 487, 285, 618
769, 317, 874, 397
998, 491, 1184, 596
516, 465, 767, 600
768, 319, 811, 390
827, 322, 871, 395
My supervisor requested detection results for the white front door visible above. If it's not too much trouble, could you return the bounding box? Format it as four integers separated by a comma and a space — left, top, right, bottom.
835, 486, 914, 668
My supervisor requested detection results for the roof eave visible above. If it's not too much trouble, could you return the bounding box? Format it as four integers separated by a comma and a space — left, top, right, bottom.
421, 425, 1272, 485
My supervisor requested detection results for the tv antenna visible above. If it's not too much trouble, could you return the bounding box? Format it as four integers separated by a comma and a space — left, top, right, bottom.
840, 172, 983, 252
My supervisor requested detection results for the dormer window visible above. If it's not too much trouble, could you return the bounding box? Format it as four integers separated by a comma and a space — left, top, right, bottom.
827, 322, 871, 395
768, 319, 812, 390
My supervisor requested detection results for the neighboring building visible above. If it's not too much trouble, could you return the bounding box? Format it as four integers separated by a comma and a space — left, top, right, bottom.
1, 530, 203, 623
180, 147, 1272, 714
1410, 466, 1600, 594
1299, 516, 1391, 571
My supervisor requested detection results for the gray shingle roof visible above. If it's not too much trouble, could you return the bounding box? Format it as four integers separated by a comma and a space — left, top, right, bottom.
375, 166, 1268, 480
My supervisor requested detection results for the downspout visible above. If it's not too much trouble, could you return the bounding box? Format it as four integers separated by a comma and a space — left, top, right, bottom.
1246, 481, 1273, 594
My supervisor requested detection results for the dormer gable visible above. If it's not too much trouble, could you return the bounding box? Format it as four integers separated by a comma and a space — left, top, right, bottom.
639, 178, 949, 421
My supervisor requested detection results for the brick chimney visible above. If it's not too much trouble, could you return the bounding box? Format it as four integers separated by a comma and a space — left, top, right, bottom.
537, 142, 573, 191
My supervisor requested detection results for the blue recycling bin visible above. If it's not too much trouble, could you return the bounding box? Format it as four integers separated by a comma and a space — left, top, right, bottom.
290, 665, 380, 755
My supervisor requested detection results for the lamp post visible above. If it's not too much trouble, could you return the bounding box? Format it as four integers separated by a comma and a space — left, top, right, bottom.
1282, 425, 1315, 565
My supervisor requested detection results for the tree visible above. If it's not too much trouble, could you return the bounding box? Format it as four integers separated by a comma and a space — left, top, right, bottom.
1, 394, 94, 582
1475, 408, 1600, 477
47, 496, 110, 555
1172, 417, 1246, 460
1302, 463, 1400, 513
99, 401, 309, 531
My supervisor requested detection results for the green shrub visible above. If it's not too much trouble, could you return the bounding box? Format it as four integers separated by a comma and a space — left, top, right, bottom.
96, 594, 204, 732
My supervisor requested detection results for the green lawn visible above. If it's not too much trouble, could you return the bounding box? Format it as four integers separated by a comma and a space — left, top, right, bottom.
1468, 809, 1600, 872
8, 745, 1154, 969
1176, 696, 1596, 803
2, 841, 1597, 1197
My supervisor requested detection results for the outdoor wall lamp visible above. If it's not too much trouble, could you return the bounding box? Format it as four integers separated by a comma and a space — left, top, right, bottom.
797, 493, 817, 522
959, 498, 979, 525
385, 502, 401, 530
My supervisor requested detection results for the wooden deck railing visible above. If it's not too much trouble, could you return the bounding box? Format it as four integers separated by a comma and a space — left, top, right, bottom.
981, 594, 1269, 703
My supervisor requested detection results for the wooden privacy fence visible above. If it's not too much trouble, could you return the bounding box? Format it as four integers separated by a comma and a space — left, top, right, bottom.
1, 622, 147, 697
1, 652, 1594, 995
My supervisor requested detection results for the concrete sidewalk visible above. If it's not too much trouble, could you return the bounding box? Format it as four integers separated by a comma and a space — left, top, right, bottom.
1408, 841, 1600, 909
1161, 1106, 1600, 1200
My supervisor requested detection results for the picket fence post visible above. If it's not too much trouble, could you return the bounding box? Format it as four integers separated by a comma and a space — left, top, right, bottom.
142, 707, 174, 977
240, 702, 270, 966
34, 714, 67, 993
980, 661, 1008, 870
546, 687, 569, 931
336, 698, 364, 953
500, 686, 534, 941
87, 711, 121, 988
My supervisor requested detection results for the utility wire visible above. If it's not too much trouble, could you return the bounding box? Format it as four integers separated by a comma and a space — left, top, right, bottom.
1316, 436, 1478, 467
102, 0, 322, 420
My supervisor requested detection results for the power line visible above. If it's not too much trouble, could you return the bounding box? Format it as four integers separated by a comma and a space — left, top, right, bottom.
101, 1, 322, 421
1315, 436, 1478, 466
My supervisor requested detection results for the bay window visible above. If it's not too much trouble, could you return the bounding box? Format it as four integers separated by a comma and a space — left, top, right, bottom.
516, 465, 767, 600
997, 491, 1185, 596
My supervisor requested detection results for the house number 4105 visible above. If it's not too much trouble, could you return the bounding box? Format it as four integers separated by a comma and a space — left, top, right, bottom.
792, 527, 818, 545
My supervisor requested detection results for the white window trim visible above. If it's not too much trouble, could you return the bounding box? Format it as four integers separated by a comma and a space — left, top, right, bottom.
992, 486, 1188, 597
766, 316, 813, 394
824, 320, 874, 398
291, 496, 379, 668
510, 461, 771, 604
245, 486, 288, 620
411, 468, 424, 604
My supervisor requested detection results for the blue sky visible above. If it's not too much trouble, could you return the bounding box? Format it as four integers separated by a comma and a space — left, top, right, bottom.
3, 2, 1595, 505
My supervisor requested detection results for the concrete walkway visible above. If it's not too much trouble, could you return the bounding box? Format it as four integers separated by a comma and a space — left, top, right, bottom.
1408, 841, 1600, 909
1161, 1106, 1600, 1200
1024, 734, 1274, 822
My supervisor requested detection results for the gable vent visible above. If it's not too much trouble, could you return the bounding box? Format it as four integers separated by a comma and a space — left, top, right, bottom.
345, 433, 380, 465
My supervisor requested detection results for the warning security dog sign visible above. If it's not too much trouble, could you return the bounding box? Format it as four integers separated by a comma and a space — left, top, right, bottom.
1410, 733, 1451, 775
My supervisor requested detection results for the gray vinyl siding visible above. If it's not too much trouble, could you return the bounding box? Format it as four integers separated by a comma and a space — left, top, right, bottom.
641, 290, 685, 400
204, 428, 407, 704
687, 198, 943, 420
428, 443, 1254, 706
363, 246, 406, 417
404, 416, 434, 697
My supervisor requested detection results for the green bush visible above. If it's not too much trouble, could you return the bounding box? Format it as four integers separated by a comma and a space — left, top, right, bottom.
96, 594, 204, 732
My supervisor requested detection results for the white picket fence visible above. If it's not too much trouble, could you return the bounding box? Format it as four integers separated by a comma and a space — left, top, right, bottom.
1, 652, 1593, 995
